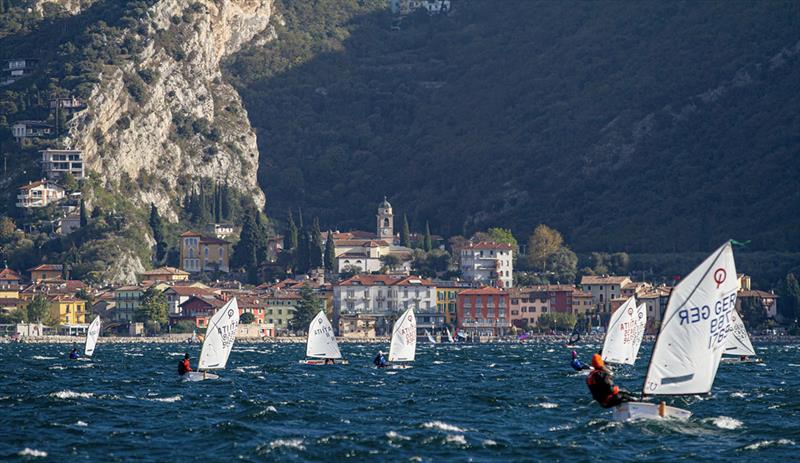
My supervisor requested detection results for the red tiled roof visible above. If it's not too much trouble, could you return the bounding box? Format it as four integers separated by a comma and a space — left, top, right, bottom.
141, 266, 190, 276
464, 241, 513, 250
580, 275, 632, 285
0, 268, 21, 281
337, 275, 432, 287
164, 286, 214, 297
458, 287, 508, 296
739, 289, 777, 298
200, 236, 229, 245
19, 180, 62, 191
28, 264, 63, 272
180, 231, 202, 237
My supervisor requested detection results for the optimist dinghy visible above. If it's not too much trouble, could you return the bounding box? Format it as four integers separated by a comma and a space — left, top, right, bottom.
184, 298, 239, 382
300, 310, 348, 365
384, 307, 416, 369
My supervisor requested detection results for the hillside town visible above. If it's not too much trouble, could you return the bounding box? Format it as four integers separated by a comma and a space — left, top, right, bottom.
0, 197, 785, 342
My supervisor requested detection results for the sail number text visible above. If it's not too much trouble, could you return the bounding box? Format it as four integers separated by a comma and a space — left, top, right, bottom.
676, 292, 737, 349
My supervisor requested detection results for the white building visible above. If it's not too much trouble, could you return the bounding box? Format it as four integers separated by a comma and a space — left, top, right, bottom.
12, 120, 53, 139
41, 149, 84, 179
333, 275, 437, 335
579, 275, 633, 314
390, 0, 450, 14
460, 241, 514, 288
16, 180, 66, 208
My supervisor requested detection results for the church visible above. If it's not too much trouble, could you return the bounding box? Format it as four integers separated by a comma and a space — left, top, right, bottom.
331, 198, 414, 274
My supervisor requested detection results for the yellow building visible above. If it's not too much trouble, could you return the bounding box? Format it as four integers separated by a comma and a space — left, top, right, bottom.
264, 293, 299, 334
436, 282, 472, 326
49, 295, 86, 325
179, 231, 231, 273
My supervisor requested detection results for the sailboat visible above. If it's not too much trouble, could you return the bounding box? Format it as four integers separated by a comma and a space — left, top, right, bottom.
184, 298, 240, 382
300, 310, 348, 365
445, 327, 455, 343
425, 329, 437, 344
84, 316, 101, 357
385, 307, 416, 369
601, 296, 647, 366
613, 241, 739, 421
719, 309, 761, 364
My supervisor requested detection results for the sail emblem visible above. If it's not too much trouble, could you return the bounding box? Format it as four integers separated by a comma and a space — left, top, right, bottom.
407, 315, 412, 321
627, 307, 634, 315
713, 268, 726, 288
228, 309, 235, 317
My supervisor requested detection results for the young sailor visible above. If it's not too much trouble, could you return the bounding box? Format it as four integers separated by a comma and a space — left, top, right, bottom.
178, 353, 192, 376
570, 351, 591, 371
586, 354, 636, 407
69, 347, 79, 360
373, 351, 387, 368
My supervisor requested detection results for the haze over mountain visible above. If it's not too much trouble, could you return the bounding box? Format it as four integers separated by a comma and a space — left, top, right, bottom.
228, 0, 800, 253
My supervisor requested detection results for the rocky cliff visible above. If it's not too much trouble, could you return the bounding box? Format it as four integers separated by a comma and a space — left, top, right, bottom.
62, 0, 273, 220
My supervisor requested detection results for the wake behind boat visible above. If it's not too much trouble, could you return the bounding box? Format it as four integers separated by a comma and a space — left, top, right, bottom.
183, 298, 239, 382
300, 310, 348, 365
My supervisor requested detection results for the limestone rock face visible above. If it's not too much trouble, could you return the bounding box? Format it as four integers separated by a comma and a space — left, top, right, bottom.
62, 0, 273, 221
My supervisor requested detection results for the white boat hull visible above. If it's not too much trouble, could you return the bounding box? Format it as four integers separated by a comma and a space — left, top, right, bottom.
612, 402, 692, 421
182, 371, 220, 382
299, 359, 349, 365
385, 363, 412, 370
720, 357, 762, 364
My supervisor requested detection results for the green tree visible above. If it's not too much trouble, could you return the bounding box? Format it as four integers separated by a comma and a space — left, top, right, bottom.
323, 230, 336, 272
0, 216, 16, 243
79, 199, 89, 227
240, 312, 255, 324
135, 287, 168, 332
285, 209, 298, 251
740, 296, 767, 330
148, 203, 167, 262
289, 284, 321, 333
527, 224, 563, 271
310, 217, 323, 268
27, 294, 51, 323
401, 213, 411, 248
61, 172, 79, 192
423, 221, 432, 252
381, 254, 402, 272
778, 272, 800, 325
547, 247, 578, 283
295, 229, 311, 274
232, 209, 258, 271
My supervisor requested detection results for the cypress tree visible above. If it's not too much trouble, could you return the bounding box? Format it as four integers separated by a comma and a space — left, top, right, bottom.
232, 209, 257, 271
220, 182, 232, 221
296, 229, 311, 274
401, 213, 411, 248
149, 203, 167, 261
324, 230, 336, 272
297, 207, 304, 230
254, 211, 269, 263
79, 199, 88, 227
310, 217, 322, 268
285, 209, 298, 251
424, 221, 432, 252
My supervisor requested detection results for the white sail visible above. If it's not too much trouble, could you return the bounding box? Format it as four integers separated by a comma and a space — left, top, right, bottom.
602, 296, 642, 365
84, 316, 101, 357
631, 303, 647, 361
306, 310, 341, 359
198, 298, 240, 371
445, 327, 454, 343
643, 242, 738, 395
425, 329, 437, 344
389, 308, 417, 362
723, 310, 756, 356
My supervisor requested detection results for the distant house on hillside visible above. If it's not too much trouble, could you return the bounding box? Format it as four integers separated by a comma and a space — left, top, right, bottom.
16, 180, 65, 208
139, 266, 190, 283
2, 59, 38, 86
49, 96, 85, 112
460, 241, 514, 288
12, 120, 54, 140
28, 264, 63, 283
41, 149, 85, 180
179, 231, 231, 273
390, 0, 450, 15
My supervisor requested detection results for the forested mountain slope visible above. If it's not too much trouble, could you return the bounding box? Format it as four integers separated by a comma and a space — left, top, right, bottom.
228, 0, 800, 252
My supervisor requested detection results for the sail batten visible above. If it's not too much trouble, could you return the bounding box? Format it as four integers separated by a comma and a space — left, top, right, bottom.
643, 242, 738, 396
198, 298, 239, 371
306, 311, 342, 359
389, 308, 417, 362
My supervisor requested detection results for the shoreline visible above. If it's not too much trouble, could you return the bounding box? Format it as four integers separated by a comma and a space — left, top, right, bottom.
3, 334, 798, 344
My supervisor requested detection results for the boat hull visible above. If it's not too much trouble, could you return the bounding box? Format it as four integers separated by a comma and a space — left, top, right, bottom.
384, 363, 412, 370
182, 371, 220, 382
299, 359, 349, 365
612, 402, 692, 421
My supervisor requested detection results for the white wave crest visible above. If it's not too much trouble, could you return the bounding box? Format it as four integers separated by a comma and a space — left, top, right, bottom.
549, 424, 574, 432
710, 416, 743, 430
266, 406, 277, 413
269, 439, 305, 450
482, 439, 498, 446
32, 356, 55, 360
730, 392, 748, 398
75, 421, 88, 427
422, 421, 466, 433
386, 431, 410, 441
445, 434, 467, 446
51, 390, 93, 399
537, 402, 559, 409
743, 439, 795, 451
148, 395, 182, 403
18, 448, 47, 457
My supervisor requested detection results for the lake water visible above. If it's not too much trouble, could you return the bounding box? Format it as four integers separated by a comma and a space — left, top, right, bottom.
1, 341, 798, 462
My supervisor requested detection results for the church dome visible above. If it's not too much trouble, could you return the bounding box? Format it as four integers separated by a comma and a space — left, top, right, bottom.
379, 196, 392, 209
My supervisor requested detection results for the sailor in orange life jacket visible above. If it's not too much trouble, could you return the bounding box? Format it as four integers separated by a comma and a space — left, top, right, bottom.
178, 353, 192, 376
586, 353, 636, 408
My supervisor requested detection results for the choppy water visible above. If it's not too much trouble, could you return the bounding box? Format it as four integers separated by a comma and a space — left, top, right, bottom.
1, 341, 798, 462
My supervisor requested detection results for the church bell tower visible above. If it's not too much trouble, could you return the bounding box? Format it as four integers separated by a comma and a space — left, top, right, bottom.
377, 197, 394, 242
